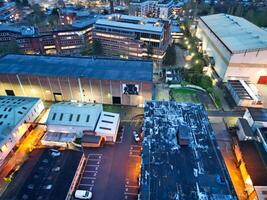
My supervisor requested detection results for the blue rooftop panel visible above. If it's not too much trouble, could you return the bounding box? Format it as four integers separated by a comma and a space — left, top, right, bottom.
0, 54, 153, 82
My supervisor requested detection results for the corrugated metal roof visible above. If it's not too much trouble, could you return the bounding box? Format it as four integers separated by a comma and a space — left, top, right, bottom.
0, 54, 153, 82
200, 14, 267, 53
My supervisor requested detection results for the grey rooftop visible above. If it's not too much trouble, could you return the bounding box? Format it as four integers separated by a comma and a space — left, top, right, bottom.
0, 54, 153, 82
200, 14, 267, 53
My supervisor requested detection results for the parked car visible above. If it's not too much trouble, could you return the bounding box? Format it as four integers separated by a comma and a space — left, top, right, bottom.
74, 190, 93, 199
133, 131, 140, 142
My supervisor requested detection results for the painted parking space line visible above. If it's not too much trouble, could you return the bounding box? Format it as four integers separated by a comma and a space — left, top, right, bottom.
84, 170, 97, 173
86, 164, 99, 167
124, 192, 138, 196
79, 183, 94, 187
81, 177, 96, 180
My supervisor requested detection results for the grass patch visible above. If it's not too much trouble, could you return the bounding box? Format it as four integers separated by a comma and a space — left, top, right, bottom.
170, 88, 200, 103
103, 104, 121, 113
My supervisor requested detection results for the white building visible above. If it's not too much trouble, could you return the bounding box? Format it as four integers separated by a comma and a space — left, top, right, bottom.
0, 96, 44, 166
196, 14, 267, 83
227, 80, 263, 107
46, 102, 103, 136
95, 111, 120, 142
129, 0, 173, 20
243, 108, 267, 130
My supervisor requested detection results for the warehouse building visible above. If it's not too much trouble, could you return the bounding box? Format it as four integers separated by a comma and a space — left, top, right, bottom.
196, 14, 267, 84
0, 54, 153, 106
0, 96, 44, 167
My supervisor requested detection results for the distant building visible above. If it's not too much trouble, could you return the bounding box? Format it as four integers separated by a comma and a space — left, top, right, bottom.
0, 54, 153, 106
94, 14, 171, 61
0, 17, 95, 55
233, 141, 267, 200
243, 108, 267, 130
141, 101, 236, 199
129, 0, 174, 20
0, 96, 44, 167
171, 24, 183, 43
196, 14, 267, 83
227, 80, 263, 108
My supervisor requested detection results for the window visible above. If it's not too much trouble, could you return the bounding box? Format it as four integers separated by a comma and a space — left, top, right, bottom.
102, 120, 113, 124
86, 115, 90, 122
69, 114, 73, 121
99, 127, 111, 130
52, 113, 57, 120
76, 114, 80, 122
103, 114, 115, 118
59, 113, 63, 121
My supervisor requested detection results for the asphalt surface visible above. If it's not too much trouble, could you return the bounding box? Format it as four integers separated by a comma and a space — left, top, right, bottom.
207, 110, 245, 117
77, 122, 141, 200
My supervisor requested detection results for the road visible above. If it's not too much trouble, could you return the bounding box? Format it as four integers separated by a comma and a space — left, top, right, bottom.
207, 110, 245, 117
210, 117, 247, 200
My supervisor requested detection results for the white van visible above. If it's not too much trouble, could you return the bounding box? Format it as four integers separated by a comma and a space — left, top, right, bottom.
74, 190, 92, 199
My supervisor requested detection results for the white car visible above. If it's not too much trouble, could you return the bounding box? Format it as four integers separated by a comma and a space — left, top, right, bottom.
133, 131, 140, 142
75, 190, 92, 199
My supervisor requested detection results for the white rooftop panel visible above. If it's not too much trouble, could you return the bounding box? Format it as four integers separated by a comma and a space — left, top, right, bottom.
95, 111, 120, 136
200, 14, 267, 53
46, 102, 103, 131
0, 96, 40, 143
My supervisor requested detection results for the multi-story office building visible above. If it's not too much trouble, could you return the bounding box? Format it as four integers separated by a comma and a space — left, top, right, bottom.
0, 54, 153, 106
94, 14, 171, 61
196, 14, 267, 84
129, 0, 173, 20
0, 18, 95, 55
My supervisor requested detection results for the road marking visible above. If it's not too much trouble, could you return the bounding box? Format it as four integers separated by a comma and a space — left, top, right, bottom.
88, 159, 101, 161
125, 185, 139, 188
86, 164, 99, 167
82, 177, 96, 180
88, 153, 102, 156
124, 192, 138, 196
79, 183, 94, 187
84, 170, 97, 173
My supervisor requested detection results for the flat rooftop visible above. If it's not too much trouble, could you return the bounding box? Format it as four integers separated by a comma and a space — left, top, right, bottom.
0, 54, 153, 82
141, 101, 236, 199
0, 96, 40, 144
247, 107, 267, 122
200, 14, 267, 53
95, 14, 164, 33
238, 118, 255, 137
16, 149, 83, 200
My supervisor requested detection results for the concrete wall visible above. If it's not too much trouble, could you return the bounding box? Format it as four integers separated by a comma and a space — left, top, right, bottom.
0, 74, 152, 106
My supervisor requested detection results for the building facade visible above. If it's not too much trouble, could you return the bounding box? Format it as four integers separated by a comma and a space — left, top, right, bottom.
196, 14, 267, 84
94, 14, 171, 61
0, 18, 94, 55
129, 0, 174, 20
0, 54, 153, 106
0, 96, 44, 167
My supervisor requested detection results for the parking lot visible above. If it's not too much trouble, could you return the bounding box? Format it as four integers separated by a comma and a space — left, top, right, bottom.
76, 106, 143, 200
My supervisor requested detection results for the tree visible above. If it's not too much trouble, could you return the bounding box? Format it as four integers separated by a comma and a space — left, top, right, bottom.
163, 44, 176, 66
0, 40, 21, 55
200, 75, 212, 89
92, 40, 102, 55
81, 43, 92, 56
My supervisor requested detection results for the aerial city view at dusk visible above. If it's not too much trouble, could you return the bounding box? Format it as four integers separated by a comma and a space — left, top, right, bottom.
0, 0, 267, 199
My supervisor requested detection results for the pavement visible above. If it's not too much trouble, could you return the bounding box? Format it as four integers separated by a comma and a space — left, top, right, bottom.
77, 122, 141, 200
76, 106, 143, 200
207, 110, 245, 117
154, 83, 170, 101
209, 117, 247, 200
